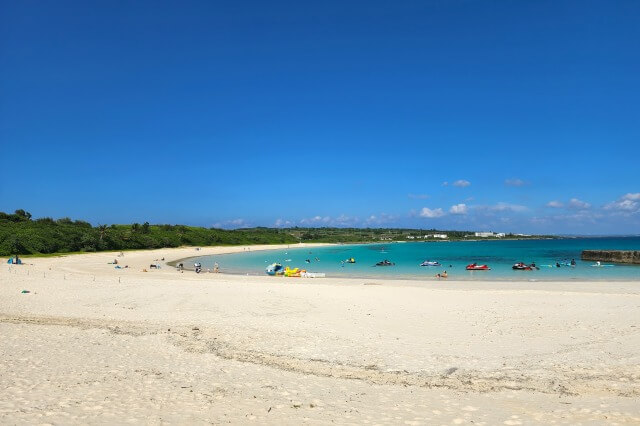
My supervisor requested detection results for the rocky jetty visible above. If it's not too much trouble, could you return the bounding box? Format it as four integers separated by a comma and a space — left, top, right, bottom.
581, 250, 640, 264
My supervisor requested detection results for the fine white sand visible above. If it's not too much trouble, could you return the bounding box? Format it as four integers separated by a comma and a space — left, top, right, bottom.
1, 245, 639, 424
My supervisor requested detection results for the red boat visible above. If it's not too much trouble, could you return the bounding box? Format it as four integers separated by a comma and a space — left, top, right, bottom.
466, 263, 491, 270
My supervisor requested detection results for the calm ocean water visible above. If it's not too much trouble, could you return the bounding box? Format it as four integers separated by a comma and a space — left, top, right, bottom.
190, 237, 640, 281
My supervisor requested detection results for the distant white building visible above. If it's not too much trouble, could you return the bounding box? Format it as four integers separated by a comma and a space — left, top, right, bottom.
432, 234, 448, 239
406, 235, 415, 239
475, 232, 495, 237
495, 232, 506, 238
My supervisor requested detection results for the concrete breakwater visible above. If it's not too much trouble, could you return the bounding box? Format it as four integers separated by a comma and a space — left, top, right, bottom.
581, 250, 640, 264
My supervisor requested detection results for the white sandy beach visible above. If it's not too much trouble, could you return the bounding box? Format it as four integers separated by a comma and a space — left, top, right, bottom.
1, 244, 639, 425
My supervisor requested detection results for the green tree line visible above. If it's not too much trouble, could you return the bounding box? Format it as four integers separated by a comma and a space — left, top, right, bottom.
0, 210, 297, 255
1, 210, 546, 256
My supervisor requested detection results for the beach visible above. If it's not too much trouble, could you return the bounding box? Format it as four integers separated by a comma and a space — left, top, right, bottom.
1, 245, 639, 424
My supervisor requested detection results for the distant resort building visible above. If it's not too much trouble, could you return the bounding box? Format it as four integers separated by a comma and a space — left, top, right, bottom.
423, 234, 448, 239
474, 232, 494, 237
474, 232, 506, 238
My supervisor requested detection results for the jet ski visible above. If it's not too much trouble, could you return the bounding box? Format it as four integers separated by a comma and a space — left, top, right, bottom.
512, 262, 536, 270
375, 259, 395, 266
466, 263, 490, 270
591, 261, 614, 267
420, 260, 441, 267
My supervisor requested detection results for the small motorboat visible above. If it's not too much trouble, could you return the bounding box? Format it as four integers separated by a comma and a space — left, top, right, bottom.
266, 263, 284, 276
375, 259, 395, 266
466, 263, 490, 270
420, 260, 441, 267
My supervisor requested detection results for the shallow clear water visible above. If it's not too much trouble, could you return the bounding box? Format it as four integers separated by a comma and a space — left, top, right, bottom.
189, 237, 640, 281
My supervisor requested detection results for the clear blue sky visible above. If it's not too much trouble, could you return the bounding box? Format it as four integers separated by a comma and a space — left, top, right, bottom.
1, 1, 639, 234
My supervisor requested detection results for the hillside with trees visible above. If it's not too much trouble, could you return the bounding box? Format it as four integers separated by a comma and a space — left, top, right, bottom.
0, 210, 543, 256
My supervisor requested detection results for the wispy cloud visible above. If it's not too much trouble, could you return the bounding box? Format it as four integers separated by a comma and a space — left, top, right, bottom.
274, 218, 293, 227
490, 202, 528, 212
568, 198, 591, 210
449, 203, 468, 215
364, 213, 397, 226
546, 200, 563, 208
299, 215, 332, 225
212, 218, 251, 229
452, 179, 471, 187
623, 193, 640, 201
419, 207, 445, 218
604, 199, 638, 212
505, 178, 526, 187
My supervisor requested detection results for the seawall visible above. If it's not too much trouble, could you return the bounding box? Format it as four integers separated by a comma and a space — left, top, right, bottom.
581, 250, 640, 264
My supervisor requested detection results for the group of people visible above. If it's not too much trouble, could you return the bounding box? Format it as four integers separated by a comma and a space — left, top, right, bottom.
187, 262, 220, 274
435, 271, 448, 279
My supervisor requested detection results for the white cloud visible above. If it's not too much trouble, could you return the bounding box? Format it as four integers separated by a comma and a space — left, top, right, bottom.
408, 193, 429, 200
419, 207, 445, 218
601, 193, 640, 215
441, 181, 449, 186
568, 198, 591, 210
606, 199, 638, 211
452, 179, 471, 187
546, 200, 563, 208
623, 193, 640, 201
449, 203, 468, 215
505, 178, 526, 187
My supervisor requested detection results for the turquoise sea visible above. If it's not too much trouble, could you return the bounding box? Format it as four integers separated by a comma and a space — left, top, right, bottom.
190, 237, 640, 281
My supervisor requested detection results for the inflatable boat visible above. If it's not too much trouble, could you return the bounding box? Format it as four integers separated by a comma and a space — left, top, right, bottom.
266, 263, 284, 276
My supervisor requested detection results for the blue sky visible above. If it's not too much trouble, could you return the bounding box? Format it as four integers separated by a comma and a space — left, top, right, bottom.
1, 1, 639, 234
